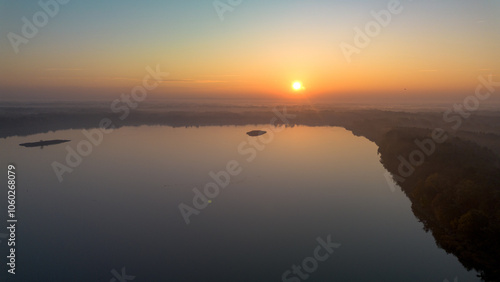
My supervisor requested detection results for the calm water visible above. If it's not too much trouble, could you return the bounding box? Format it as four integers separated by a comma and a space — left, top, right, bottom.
0, 125, 478, 281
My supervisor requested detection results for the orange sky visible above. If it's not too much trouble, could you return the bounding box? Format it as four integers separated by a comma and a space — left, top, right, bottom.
1, 0, 499, 102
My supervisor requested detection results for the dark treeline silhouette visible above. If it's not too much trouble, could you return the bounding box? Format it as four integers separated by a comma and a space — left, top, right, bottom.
378, 128, 500, 281
2, 106, 500, 151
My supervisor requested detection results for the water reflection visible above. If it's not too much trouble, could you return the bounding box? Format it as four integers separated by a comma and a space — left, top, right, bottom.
0, 125, 483, 281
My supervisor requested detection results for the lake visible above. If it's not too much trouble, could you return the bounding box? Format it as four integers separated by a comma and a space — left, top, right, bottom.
0, 125, 479, 281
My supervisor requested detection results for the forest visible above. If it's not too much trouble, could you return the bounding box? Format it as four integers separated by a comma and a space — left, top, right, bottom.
378, 127, 500, 281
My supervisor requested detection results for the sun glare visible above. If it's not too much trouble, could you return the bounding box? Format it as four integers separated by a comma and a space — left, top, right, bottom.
292, 81, 302, 91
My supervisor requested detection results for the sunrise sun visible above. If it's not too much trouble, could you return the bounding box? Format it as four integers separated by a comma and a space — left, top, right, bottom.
292, 81, 303, 91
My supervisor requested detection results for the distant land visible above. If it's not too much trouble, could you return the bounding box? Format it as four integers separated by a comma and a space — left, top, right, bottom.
1, 102, 500, 155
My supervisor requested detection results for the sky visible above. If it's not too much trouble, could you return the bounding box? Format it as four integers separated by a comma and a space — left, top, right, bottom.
0, 0, 499, 102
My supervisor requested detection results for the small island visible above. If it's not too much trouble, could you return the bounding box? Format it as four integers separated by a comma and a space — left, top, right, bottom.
246, 130, 267, 137
19, 139, 70, 148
